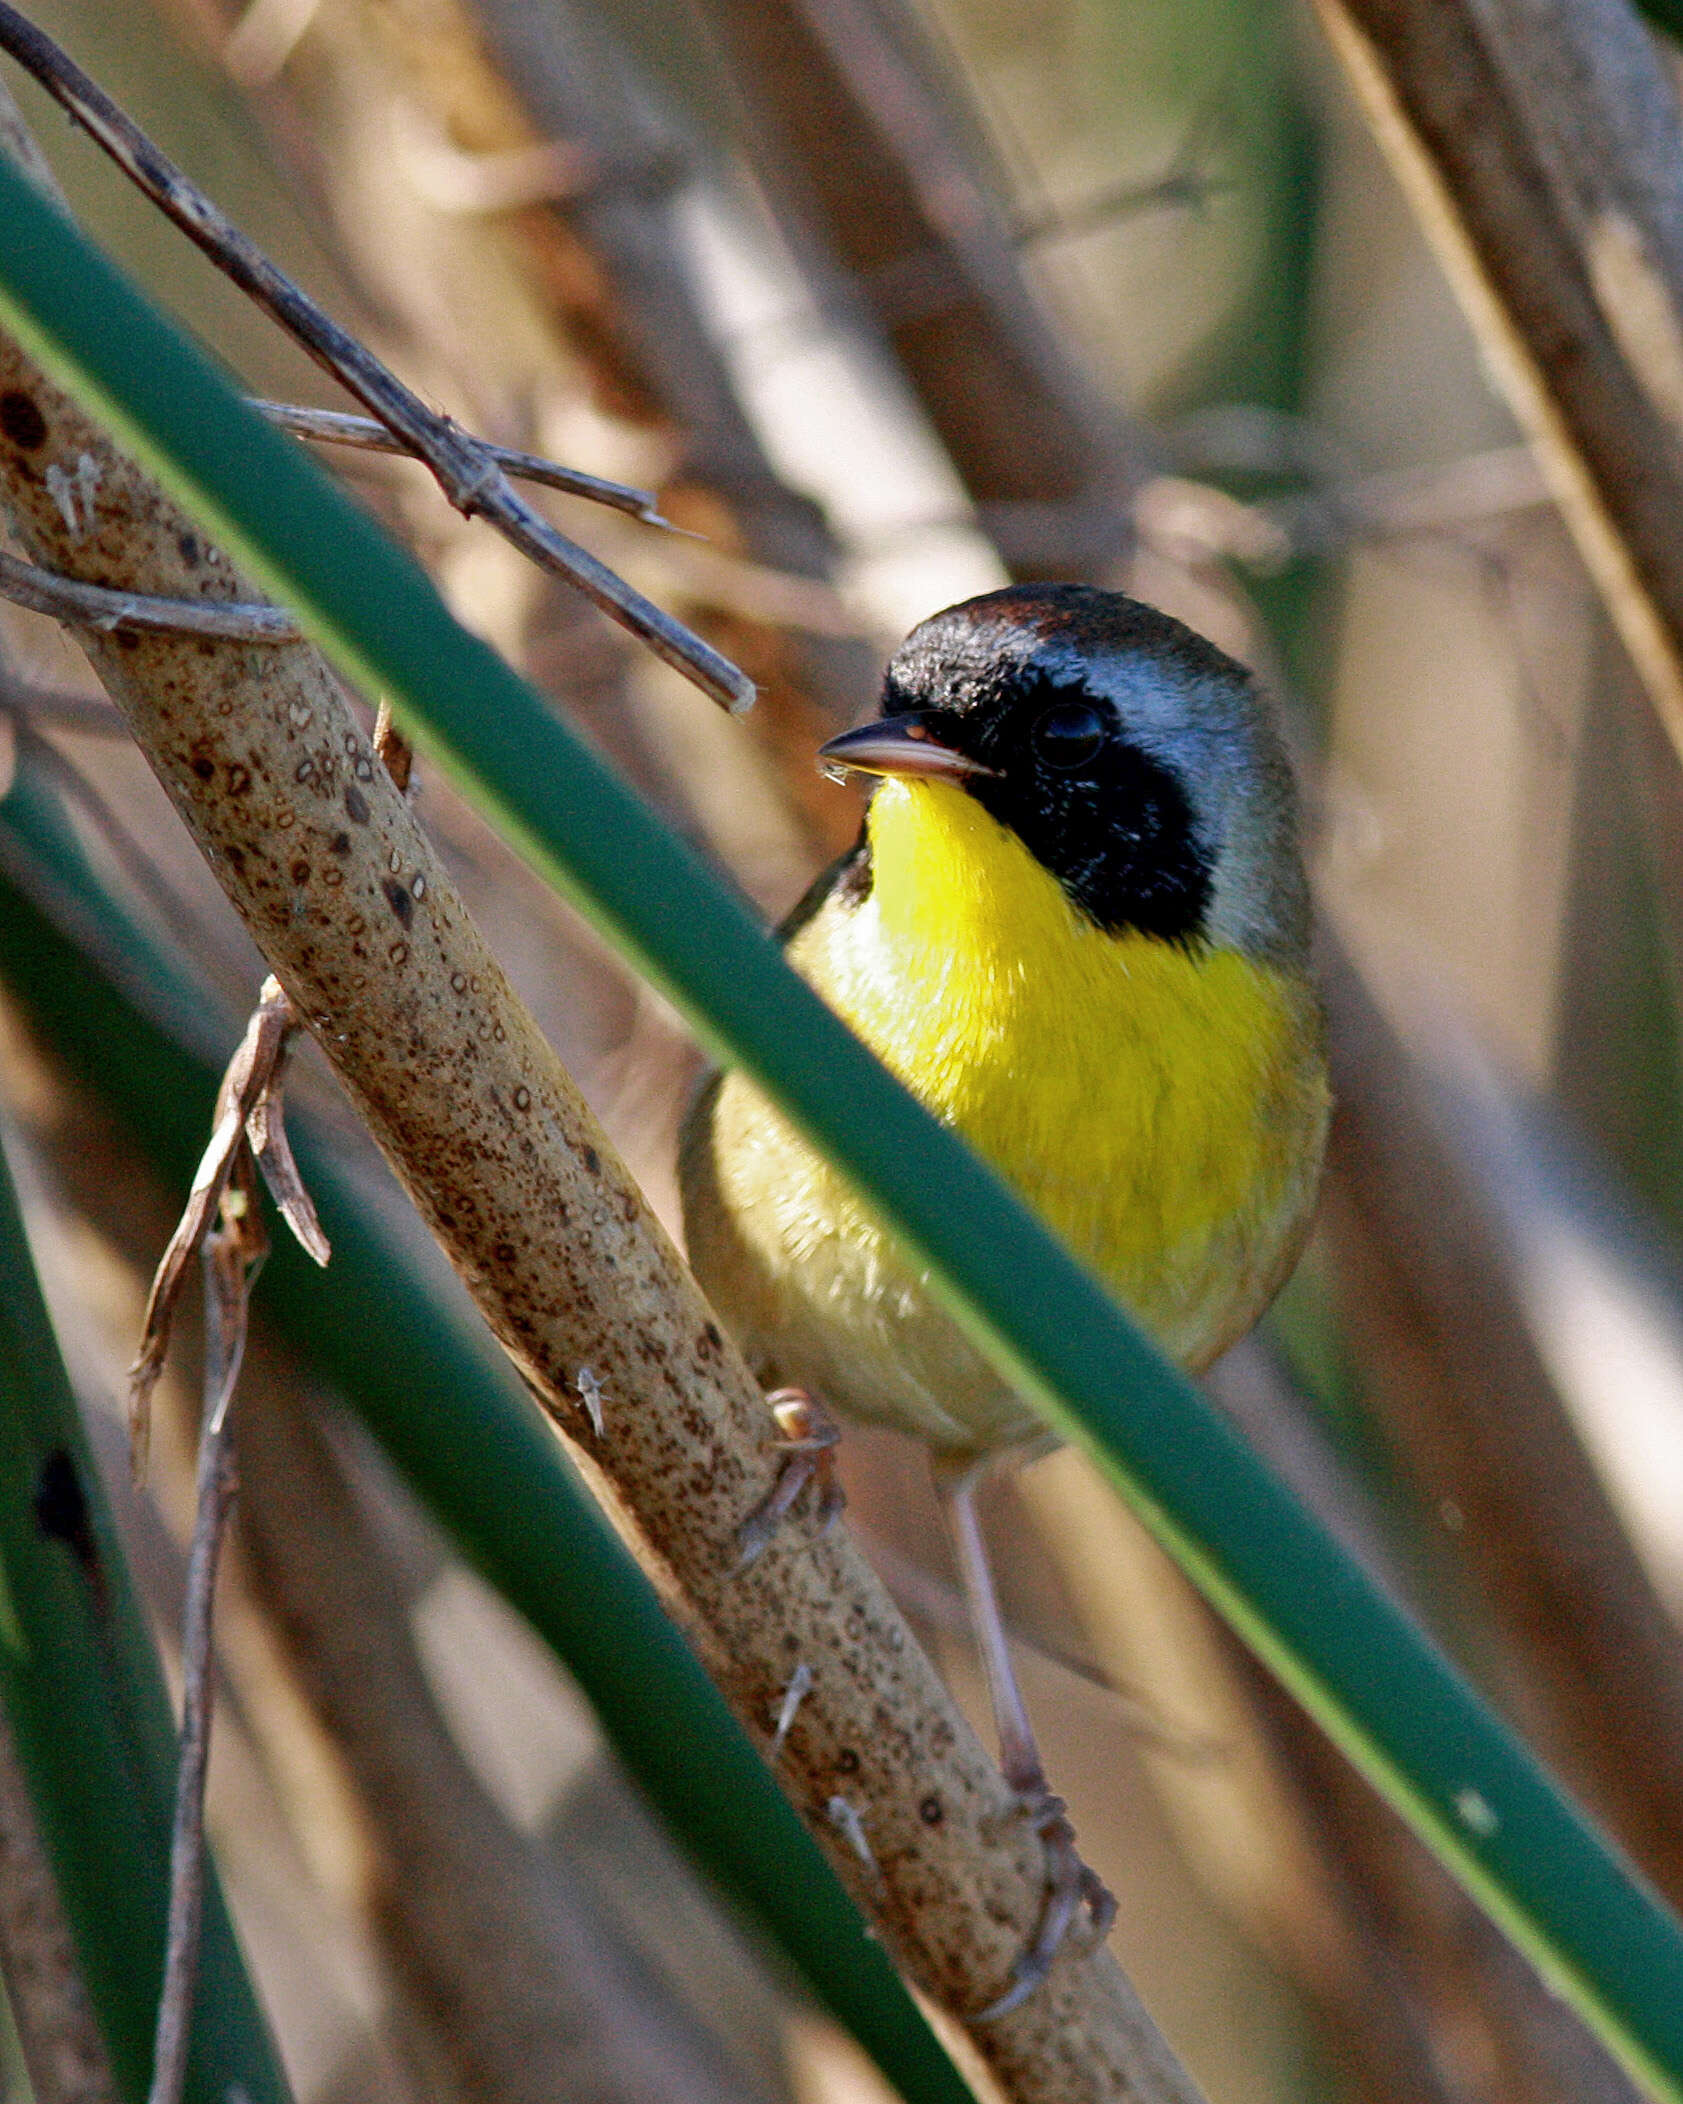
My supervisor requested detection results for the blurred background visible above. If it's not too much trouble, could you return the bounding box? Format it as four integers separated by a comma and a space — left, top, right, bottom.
1, 0, 1681, 2099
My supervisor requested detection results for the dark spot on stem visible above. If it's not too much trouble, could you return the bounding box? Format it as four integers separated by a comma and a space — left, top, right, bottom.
0, 391, 47, 450
382, 879, 413, 926
344, 785, 370, 823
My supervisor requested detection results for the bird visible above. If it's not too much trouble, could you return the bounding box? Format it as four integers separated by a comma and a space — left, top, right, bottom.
679, 582, 1331, 2012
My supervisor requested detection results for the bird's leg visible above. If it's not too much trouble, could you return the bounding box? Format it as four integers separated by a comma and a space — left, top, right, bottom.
734, 1388, 845, 1569
939, 1457, 1116, 2019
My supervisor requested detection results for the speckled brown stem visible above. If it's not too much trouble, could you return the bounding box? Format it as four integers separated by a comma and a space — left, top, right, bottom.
0, 106, 1204, 2104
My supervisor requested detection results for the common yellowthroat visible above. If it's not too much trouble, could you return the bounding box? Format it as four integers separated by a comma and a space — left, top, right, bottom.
680, 583, 1330, 2005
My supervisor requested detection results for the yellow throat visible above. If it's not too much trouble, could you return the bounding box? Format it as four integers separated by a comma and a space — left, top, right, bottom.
790, 777, 1329, 1372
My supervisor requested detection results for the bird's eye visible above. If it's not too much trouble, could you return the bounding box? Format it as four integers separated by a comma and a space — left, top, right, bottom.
1030, 699, 1107, 771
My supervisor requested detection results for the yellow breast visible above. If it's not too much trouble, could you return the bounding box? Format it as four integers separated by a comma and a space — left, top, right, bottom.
682, 778, 1329, 1455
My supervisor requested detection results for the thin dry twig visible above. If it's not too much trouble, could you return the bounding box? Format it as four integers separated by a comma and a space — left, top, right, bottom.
146, 1207, 259, 2104
0, 547, 302, 641
856, 445, 1550, 589
129, 979, 327, 1477
1265, 443, 1550, 551
135, 966, 328, 2102
0, 3, 752, 714
1012, 97, 1233, 250
1013, 169, 1222, 249
249, 399, 680, 529
0, 441, 1546, 669
1132, 450, 1556, 585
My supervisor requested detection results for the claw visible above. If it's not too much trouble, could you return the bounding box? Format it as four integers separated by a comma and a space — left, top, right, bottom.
974, 1790, 1116, 2022
733, 1388, 844, 1570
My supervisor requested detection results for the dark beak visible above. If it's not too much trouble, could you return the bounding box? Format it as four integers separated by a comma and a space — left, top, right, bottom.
818, 712, 995, 781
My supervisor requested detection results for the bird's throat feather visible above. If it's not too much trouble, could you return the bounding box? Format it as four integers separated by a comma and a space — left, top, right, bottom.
792, 778, 1324, 1309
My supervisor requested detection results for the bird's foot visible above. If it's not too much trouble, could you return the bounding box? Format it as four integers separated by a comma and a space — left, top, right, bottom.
976, 1787, 1116, 2021
734, 1388, 845, 1569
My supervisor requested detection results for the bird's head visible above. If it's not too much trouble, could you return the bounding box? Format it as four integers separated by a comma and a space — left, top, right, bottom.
820, 584, 1311, 964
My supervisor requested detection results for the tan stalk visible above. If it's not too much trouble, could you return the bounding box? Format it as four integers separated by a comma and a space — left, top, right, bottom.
1312, 0, 1683, 761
